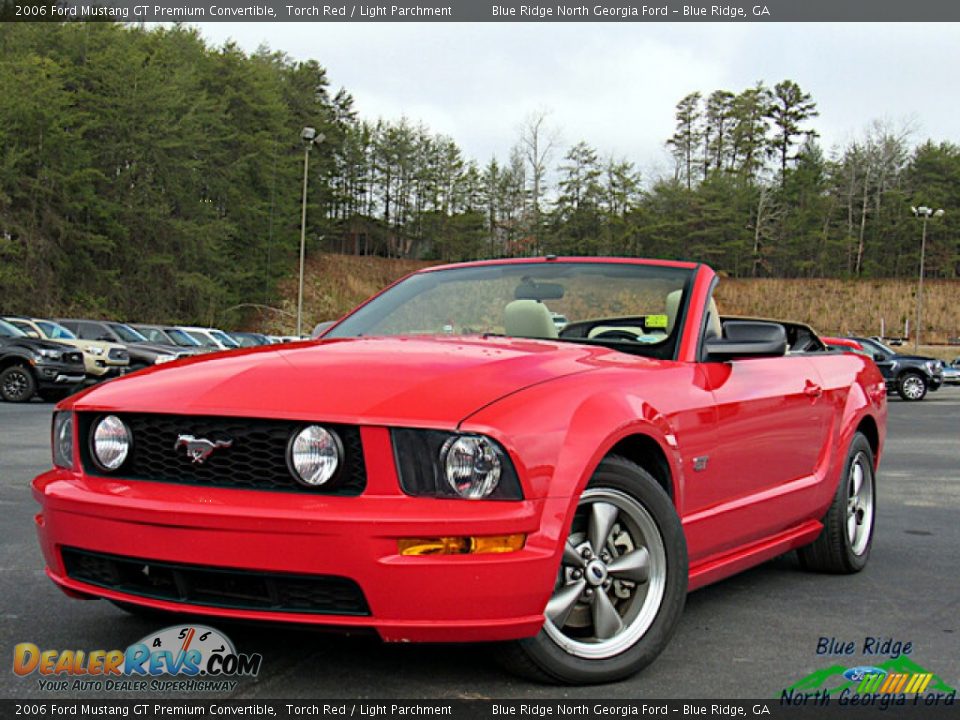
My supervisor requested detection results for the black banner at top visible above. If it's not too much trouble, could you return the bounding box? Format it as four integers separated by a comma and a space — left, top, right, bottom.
4, 0, 960, 22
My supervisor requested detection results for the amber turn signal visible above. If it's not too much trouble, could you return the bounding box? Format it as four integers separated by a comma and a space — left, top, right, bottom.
398, 534, 526, 556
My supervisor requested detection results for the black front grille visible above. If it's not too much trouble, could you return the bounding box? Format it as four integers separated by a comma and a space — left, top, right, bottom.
61, 547, 370, 616
78, 413, 366, 494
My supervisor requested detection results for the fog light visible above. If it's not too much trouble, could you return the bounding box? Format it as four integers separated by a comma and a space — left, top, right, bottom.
288, 425, 342, 486
398, 534, 526, 556
92, 415, 131, 471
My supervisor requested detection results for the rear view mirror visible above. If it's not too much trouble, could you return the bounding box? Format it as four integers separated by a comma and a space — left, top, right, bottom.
705, 321, 787, 360
515, 280, 564, 301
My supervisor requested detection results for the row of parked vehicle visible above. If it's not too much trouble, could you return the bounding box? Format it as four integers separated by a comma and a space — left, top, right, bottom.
0, 315, 305, 403
821, 335, 959, 401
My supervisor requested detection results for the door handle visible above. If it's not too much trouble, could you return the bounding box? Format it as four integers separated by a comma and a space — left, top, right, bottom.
804, 381, 823, 399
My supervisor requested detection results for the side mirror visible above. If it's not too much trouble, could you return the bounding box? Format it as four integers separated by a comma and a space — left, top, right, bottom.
705, 321, 787, 360
97, 335, 113, 343
24, 329, 40, 339
873, 353, 885, 362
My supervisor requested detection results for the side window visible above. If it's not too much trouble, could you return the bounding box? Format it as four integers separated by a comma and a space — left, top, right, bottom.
75, 322, 103, 340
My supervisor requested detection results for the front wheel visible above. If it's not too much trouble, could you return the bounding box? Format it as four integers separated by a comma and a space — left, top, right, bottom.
0, 365, 37, 402
499, 456, 687, 684
897, 372, 927, 401
798, 432, 876, 574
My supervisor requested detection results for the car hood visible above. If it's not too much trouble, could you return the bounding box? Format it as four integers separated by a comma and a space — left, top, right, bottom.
0, 337, 76, 353
66, 336, 630, 427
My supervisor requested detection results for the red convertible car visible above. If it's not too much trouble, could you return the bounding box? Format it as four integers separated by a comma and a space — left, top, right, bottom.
33, 257, 886, 684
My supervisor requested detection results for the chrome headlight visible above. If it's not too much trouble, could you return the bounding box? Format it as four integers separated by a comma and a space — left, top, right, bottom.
91, 415, 131, 470
35, 348, 60, 360
288, 425, 342, 486
391, 429, 523, 500
154, 354, 176, 364
441, 435, 502, 498
52, 412, 74, 469
88, 347, 104, 356
925, 360, 942, 374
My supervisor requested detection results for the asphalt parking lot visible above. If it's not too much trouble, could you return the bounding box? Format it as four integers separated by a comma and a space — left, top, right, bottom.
1, 390, 957, 700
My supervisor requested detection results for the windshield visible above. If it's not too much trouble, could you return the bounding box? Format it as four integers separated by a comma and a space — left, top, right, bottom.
108, 323, 149, 343
186, 330, 219, 348
327, 261, 694, 358
209, 330, 240, 348
859, 338, 893, 356
164, 328, 202, 346
37, 320, 77, 340
0, 319, 26, 338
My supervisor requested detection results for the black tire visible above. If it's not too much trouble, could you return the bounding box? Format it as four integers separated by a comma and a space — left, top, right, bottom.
498, 455, 687, 685
0, 364, 37, 403
896, 371, 927, 401
798, 432, 876, 574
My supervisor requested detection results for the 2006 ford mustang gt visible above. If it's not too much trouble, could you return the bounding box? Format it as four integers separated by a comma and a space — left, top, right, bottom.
33, 257, 886, 684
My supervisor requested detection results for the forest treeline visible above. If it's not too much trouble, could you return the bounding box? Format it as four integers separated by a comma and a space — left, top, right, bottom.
1, 22, 957, 325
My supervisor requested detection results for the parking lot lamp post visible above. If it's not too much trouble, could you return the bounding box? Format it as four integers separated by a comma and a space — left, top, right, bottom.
910, 206, 944, 351
298, 127, 324, 338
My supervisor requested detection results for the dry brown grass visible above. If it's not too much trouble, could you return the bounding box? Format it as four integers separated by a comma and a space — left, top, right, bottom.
264, 255, 960, 352
715, 278, 960, 345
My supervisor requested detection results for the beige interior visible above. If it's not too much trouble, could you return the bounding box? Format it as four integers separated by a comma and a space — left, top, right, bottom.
504, 299, 558, 339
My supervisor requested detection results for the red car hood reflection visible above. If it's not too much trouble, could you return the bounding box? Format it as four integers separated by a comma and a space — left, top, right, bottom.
67, 336, 627, 427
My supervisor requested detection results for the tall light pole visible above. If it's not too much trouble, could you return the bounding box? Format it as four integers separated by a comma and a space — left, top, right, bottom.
910, 206, 944, 351
298, 127, 324, 338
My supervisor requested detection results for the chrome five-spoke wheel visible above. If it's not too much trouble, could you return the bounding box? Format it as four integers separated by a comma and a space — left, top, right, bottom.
846, 451, 874, 557
500, 456, 687, 684
799, 431, 876, 574
545, 488, 666, 659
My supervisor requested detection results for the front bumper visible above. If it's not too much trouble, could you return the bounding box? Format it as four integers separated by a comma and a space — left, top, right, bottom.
33, 360, 86, 389
32, 431, 561, 642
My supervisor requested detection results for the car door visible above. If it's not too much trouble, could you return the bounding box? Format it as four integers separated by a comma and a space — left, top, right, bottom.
685, 335, 834, 554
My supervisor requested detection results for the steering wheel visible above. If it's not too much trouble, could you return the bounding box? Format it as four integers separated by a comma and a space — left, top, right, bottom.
591, 329, 639, 342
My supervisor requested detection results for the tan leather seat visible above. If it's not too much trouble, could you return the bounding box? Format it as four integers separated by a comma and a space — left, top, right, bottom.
665, 290, 722, 339
665, 290, 683, 334
504, 300, 558, 339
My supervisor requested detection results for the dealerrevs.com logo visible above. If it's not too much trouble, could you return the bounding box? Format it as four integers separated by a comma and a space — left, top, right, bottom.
13, 625, 262, 692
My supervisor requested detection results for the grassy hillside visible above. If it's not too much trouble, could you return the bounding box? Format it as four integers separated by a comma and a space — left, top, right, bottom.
266, 254, 960, 355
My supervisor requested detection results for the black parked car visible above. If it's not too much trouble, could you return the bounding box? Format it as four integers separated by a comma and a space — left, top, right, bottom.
0, 319, 86, 402
57, 319, 187, 372
849, 336, 945, 401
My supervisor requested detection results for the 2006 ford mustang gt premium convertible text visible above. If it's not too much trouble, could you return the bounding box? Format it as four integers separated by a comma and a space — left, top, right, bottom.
33, 257, 886, 684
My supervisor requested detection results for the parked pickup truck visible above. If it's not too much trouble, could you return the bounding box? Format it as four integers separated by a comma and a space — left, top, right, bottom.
849, 336, 944, 401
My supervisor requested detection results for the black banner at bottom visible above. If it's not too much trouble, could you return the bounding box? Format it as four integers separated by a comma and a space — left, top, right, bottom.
2, 700, 959, 720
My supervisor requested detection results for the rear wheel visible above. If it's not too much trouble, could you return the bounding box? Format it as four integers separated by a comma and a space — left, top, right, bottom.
0, 365, 36, 402
499, 456, 687, 684
799, 432, 875, 573
897, 372, 927, 401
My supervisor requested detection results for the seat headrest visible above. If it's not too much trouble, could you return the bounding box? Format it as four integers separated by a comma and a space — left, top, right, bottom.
504, 300, 559, 339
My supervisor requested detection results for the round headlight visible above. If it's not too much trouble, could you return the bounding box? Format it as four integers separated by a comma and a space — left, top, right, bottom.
441, 435, 502, 499
92, 415, 131, 470
53, 412, 74, 469
288, 425, 342, 486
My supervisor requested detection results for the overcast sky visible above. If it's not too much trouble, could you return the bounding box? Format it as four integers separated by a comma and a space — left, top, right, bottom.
195, 23, 959, 177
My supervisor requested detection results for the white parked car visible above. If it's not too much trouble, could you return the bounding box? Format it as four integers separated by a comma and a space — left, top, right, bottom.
176, 326, 241, 351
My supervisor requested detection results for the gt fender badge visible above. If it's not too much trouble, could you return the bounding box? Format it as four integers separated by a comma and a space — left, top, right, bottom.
175, 434, 233, 464
693, 456, 709, 472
